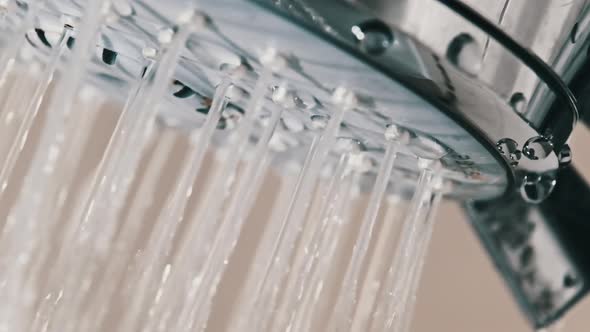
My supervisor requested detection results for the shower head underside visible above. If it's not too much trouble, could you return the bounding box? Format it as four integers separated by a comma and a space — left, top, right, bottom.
4, 0, 567, 201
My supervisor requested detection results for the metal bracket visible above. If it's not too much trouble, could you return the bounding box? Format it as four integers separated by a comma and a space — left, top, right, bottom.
465, 166, 590, 328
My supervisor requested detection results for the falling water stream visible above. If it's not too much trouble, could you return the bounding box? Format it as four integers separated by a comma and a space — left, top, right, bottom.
0, 25, 71, 195
0, 1, 495, 332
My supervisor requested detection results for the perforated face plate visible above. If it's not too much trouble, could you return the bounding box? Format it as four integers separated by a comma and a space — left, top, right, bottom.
4, 0, 512, 199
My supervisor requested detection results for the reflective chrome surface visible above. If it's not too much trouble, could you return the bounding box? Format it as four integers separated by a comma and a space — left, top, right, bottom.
253, 0, 579, 192
466, 166, 590, 328
2, 0, 544, 199
354, 0, 587, 128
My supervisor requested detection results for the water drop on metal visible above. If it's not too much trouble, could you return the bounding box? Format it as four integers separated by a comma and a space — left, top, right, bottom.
523, 136, 553, 160
281, 114, 305, 133
384, 123, 410, 143
496, 138, 521, 166
351, 19, 394, 55
558, 144, 572, 168
510, 92, 527, 114
293, 90, 318, 110
446, 33, 482, 76
520, 173, 557, 204
570, 22, 579, 43
335, 137, 366, 154
310, 114, 329, 130
112, 0, 134, 17
408, 133, 448, 160
157, 27, 175, 44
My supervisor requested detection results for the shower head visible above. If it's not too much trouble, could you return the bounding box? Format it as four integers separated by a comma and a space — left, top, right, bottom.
0, 0, 588, 330
8, 0, 528, 200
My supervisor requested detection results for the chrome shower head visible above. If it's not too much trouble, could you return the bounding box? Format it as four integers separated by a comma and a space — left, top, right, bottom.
0, 0, 588, 330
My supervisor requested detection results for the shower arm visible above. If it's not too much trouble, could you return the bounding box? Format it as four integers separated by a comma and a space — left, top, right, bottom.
466, 21, 590, 328
466, 164, 590, 329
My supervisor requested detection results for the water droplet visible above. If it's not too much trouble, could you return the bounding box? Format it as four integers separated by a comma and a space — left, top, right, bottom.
408, 134, 447, 160
188, 41, 241, 72
496, 138, 521, 166
281, 114, 304, 133
221, 106, 243, 130
293, 90, 318, 110
177, 8, 199, 26
219, 62, 240, 73
335, 137, 366, 154
332, 87, 357, 107
417, 158, 440, 170
571, 22, 579, 43
227, 85, 249, 102
112, 0, 134, 17
60, 14, 78, 29
563, 273, 578, 288
523, 136, 553, 160
446, 33, 482, 76
310, 114, 329, 130
268, 132, 298, 152
260, 48, 287, 70
519, 245, 534, 268
509, 151, 522, 166
520, 173, 556, 204
221, 62, 254, 80
271, 84, 288, 104
558, 144, 572, 167
142, 47, 158, 59
510, 92, 527, 113
157, 27, 175, 44
271, 86, 298, 109
497, 138, 518, 154
351, 20, 394, 55
348, 153, 375, 173
384, 124, 410, 143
